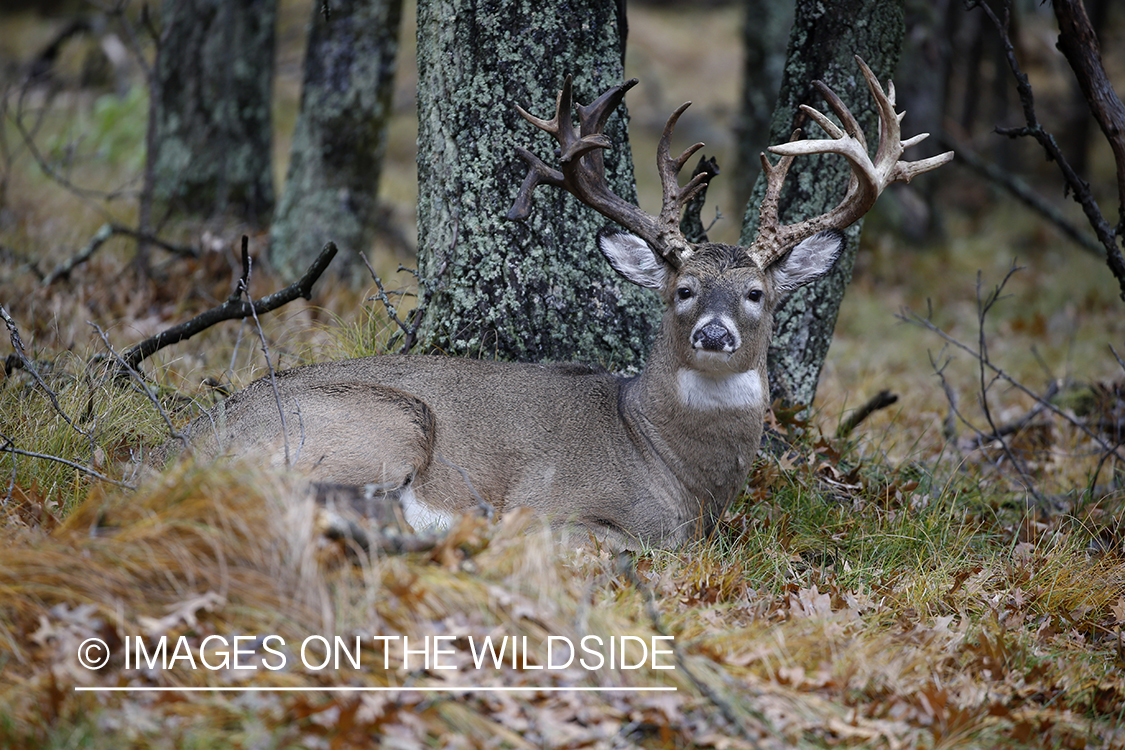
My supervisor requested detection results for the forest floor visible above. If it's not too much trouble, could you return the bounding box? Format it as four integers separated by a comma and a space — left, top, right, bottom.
1, 1, 1124, 748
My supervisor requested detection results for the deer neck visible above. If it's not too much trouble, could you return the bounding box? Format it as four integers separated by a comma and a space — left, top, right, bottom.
622, 323, 769, 502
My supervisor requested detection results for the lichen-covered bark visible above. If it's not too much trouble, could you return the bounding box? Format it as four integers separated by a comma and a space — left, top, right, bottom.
151, 0, 276, 225
414, 0, 661, 368
739, 0, 905, 407
269, 0, 403, 278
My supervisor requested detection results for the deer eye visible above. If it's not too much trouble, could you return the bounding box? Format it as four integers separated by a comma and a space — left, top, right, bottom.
747, 289, 764, 303
676, 287, 694, 301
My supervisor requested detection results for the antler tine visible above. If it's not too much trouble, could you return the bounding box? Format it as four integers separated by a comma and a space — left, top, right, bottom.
506, 145, 566, 221
576, 78, 639, 137
811, 78, 868, 154
754, 130, 802, 249
654, 103, 707, 264
748, 55, 954, 268
508, 76, 701, 270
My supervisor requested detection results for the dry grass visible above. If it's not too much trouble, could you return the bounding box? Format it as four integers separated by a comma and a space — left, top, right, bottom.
0, 456, 1122, 748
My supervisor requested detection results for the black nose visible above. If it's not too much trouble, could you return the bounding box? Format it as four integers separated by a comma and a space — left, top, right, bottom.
692, 321, 737, 352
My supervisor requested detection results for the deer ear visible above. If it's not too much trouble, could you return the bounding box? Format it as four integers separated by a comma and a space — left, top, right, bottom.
770, 229, 844, 293
597, 227, 669, 290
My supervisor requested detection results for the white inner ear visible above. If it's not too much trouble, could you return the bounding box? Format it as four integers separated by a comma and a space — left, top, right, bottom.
771, 229, 844, 293
598, 230, 668, 290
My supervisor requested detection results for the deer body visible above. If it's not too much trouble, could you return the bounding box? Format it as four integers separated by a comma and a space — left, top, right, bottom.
180, 59, 952, 549
206, 353, 743, 547
193, 236, 834, 547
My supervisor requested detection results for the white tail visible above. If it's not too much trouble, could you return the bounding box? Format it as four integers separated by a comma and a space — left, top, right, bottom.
178, 58, 952, 550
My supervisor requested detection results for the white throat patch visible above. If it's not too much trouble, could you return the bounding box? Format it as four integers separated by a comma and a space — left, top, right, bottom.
400, 487, 455, 532
676, 369, 765, 411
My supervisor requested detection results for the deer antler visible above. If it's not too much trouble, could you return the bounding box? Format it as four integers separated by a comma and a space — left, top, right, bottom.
507, 76, 707, 269
749, 56, 955, 268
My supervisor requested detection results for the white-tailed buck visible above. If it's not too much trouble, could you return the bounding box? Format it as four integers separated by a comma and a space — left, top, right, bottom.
181, 57, 952, 549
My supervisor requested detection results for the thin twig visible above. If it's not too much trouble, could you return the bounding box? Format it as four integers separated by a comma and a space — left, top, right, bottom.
88, 322, 187, 449
40, 224, 198, 287
237, 237, 291, 467
359, 251, 412, 338
0, 434, 133, 489
396, 217, 457, 354
972, 267, 1046, 504
899, 306, 1125, 465
11, 83, 139, 206
42, 224, 114, 286
929, 348, 975, 444
938, 133, 1105, 259
1110, 345, 1125, 374
1, 305, 94, 457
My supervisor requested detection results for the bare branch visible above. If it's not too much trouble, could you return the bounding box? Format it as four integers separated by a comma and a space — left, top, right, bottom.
10, 85, 139, 206
836, 389, 899, 439
899, 299, 1125, 466
1110, 345, 1125, 374
968, 0, 1125, 300
396, 256, 452, 355
1051, 0, 1125, 230
928, 348, 976, 444
939, 133, 1105, 259
368, 218, 456, 355
1, 305, 93, 454
972, 267, 1046, 504
358, 251, 412, 338
41, 224, 198, 287
120, 241, 338, 372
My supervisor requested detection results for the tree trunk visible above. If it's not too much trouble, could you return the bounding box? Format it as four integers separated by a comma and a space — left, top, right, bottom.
413, 0, 661, 368
739, 0, 905, 408
269, 0, 403, 278
148, 0, 276, 226
731, 0, 793, 215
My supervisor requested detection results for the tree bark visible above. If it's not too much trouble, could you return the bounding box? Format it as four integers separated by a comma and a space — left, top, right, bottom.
269, 0, 403, 278
413, 0, 661, 368
739, 0, 905, 408
149, 0, 276, 226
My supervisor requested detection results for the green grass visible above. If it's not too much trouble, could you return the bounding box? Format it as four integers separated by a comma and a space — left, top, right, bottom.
0, 350, 167, 512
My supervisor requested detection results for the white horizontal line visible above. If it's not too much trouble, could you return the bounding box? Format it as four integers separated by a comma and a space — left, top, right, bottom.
74, 686, 677, 693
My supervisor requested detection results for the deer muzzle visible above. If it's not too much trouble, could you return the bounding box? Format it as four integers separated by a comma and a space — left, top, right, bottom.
691, 317, 740, 354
